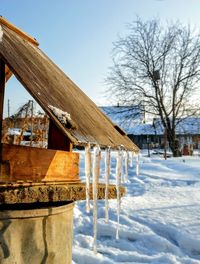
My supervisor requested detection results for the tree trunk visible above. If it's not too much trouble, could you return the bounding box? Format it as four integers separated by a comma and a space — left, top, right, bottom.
167, 129, 181, 157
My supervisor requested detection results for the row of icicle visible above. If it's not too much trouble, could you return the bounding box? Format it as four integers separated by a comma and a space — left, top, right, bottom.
85, 144, 140, 253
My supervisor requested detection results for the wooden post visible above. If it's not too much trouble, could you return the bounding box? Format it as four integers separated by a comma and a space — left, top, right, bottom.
7, 99, 10, 128
30, 100, 34, 147
0, 59, 10, 177
0, 59, 5, 160
7, 99, 10, 119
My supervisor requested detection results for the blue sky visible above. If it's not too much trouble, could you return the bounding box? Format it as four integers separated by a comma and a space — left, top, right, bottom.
1, 0, 200, 115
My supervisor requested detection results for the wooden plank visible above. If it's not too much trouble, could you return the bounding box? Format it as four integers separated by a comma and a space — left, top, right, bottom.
48, 119, 72, 151
2, 144, 79, 182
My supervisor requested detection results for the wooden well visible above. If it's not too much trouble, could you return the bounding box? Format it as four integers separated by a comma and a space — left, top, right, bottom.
0, 16, 133, 264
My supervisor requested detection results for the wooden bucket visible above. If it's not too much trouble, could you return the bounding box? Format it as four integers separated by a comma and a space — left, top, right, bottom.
0, 202, 74, 264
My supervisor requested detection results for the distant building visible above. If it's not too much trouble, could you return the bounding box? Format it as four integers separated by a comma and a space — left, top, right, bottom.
152, 117, 200, 150
100, 106, 200, 150
100, 105, 145, 134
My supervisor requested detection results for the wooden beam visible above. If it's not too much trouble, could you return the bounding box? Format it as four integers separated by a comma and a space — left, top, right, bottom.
0, 60, 10, 177
0, 59, 5, 160
5, 64, 13, 82
48, 119, 72, 152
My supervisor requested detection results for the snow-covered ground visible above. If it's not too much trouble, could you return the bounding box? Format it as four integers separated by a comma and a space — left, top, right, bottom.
72, 150, 200, 264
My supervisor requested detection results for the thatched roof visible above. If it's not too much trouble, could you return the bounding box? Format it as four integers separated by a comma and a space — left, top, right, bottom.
0, 17, 139, 151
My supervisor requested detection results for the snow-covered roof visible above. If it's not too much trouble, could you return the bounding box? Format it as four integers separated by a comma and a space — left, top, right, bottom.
176, 117, 200, 135
101, 106, 144, 134
153, 117, 200, 136
128, 123, 155, 135
101, 109, 200, 136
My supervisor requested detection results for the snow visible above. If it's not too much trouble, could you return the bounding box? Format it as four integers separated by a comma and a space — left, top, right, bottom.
73, 150, 200, 264
129, 123, 155, 135
8, 128, 22, 136
0, 26, 3, 42
131, 117, 200, 136
48, 105, 71, 125
8, 128, 34, 137
100, 109, 200, 136
154, 117, 200, 136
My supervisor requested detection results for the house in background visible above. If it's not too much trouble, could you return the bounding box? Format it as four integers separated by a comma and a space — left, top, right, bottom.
100, 105, 145, 132
153, 117, 200, 150
101, 106, 200, 150
100, 105, 155, 149
127, 123, 156, 149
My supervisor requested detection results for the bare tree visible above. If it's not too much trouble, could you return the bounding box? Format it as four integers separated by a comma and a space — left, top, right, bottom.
107, 18, 200, 156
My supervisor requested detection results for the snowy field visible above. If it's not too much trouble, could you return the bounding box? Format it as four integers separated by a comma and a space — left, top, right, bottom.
72, 150, 200, 264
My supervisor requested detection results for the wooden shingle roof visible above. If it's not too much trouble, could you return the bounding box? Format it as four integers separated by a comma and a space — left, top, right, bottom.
0, 17, 139, 151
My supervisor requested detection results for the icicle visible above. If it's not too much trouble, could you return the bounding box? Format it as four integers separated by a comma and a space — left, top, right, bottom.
116, 148, 122, 240
121, 150, 125, 184
136, 154, 140, 177
85, 143, 91, 213
92, 145, 101, 254
105, 147, 111, 223
130, 151, 134, 167
125, 151, 129, 182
